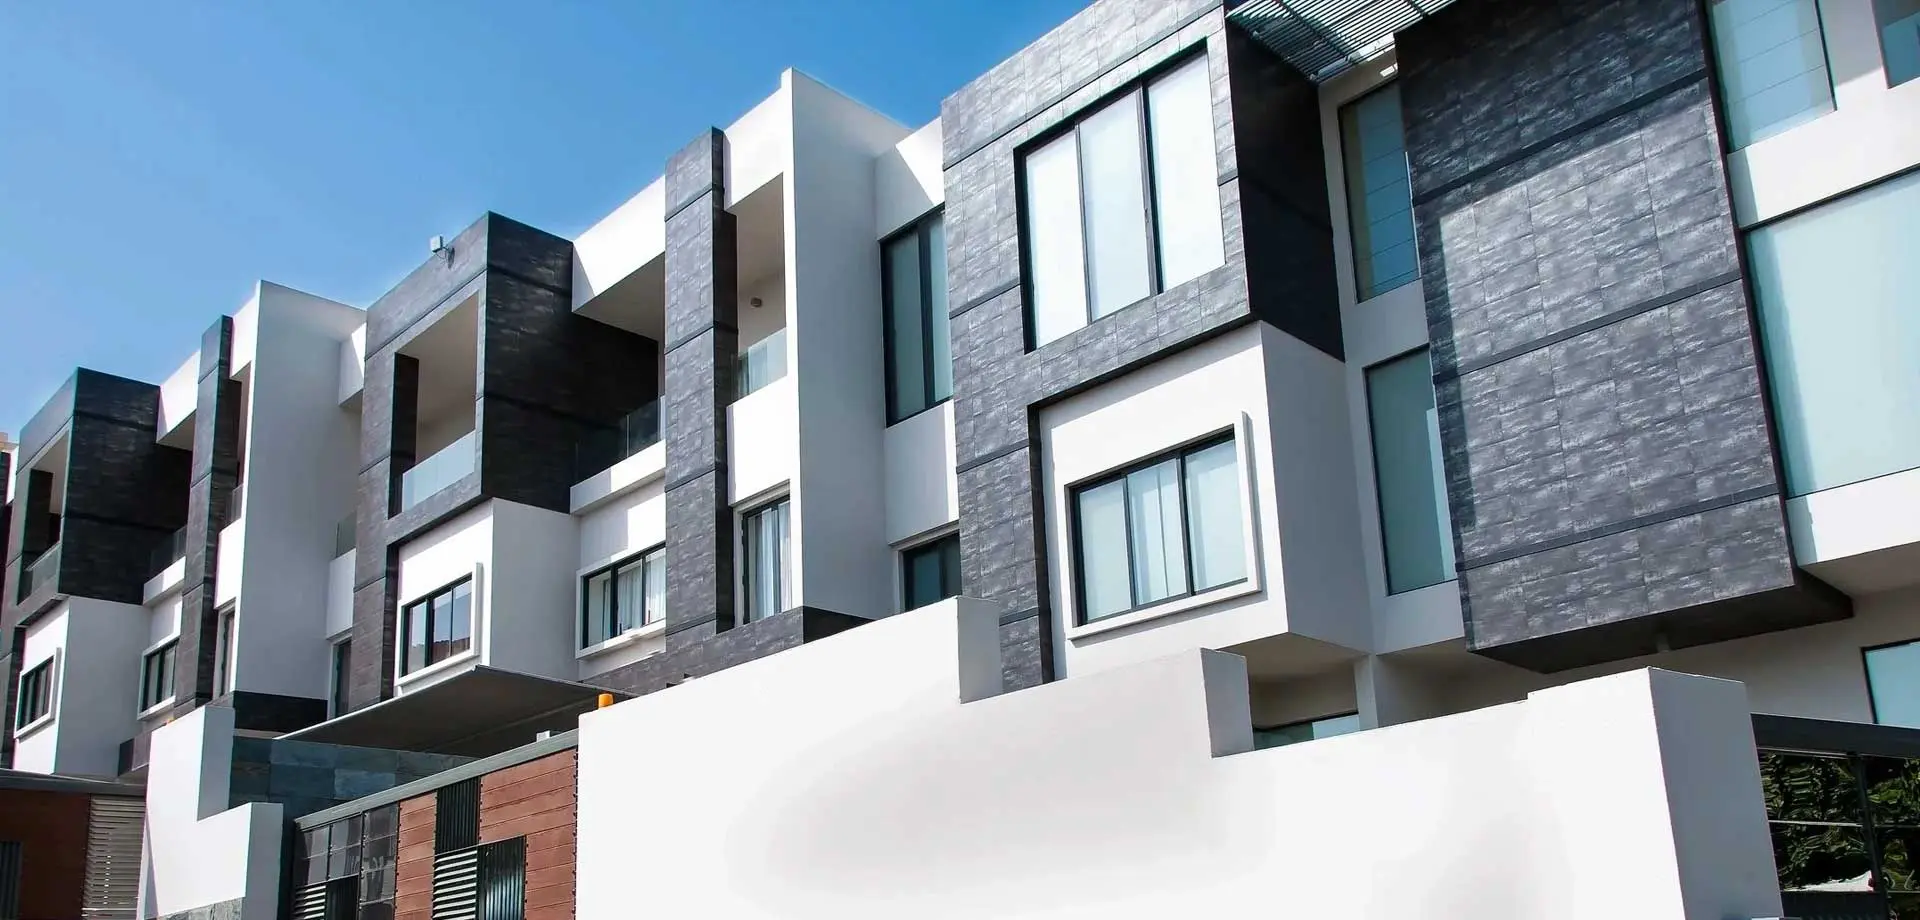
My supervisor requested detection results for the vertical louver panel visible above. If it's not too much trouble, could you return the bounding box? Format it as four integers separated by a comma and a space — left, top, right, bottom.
81, 797, 143, 920
430, 848, 480, 920
435, 780, 479, 854
477, 838, 524, 920
0, 840, 22, 920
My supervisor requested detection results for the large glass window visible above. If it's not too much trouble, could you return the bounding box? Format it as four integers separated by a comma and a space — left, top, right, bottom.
1879, 0, 1920, 86
1071, 436, 1246, 623
1365, 349, 1456, 594
1750, 169, 1920, 497
401, 578, 472, 675
883, 212, 952, 423
736, 328, 788, 399
1867, 640, 1920, 728
1253, 712, 1361, 750
742, 498, 791, 624
1708, 0, 1835, 148
1339, 83, 1418, 300
1021, 53, 1225, 347
15, 659, 51, 726
140, 641, 176, 712
901, 534, 961, 612
582, 547, 664, 648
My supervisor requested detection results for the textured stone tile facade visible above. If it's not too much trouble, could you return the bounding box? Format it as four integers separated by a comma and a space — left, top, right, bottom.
1400, 0, 1848, 670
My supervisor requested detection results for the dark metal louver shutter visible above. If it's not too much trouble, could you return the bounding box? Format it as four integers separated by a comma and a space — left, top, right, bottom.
435, 780, 479, 853
430, 847, 480, 920
0, 841, 21, 920
81, 797, 143, 920
477, 838, 524, 920
291, 876, 355, 920
291, 883, 329, 920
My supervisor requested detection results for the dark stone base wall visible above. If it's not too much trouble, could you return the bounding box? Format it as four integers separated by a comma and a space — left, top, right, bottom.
590, 607, 868, 696
1398, 0, 1849, 671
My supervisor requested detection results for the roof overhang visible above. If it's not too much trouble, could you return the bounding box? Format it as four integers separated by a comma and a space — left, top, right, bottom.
284, 666, 627, 759
0, 768, 144, 797
1227, 0, 1460, 83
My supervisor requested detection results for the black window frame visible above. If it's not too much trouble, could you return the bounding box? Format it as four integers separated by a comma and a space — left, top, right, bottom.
580, 545, 664, 649
1067, 430, 1245, 625
212, 604, 236, 696
15, 658, 52, 727
900, 533, 962, 612
329, 638, 351, 718
740, 496, 791, 625
1015, 46, 1211, 352
881, 208, 950, 425
400, 576, 474, 676
139, 640, 177, 713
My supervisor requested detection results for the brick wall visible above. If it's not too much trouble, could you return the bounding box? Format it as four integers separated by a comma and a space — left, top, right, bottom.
479, 750, 576, 920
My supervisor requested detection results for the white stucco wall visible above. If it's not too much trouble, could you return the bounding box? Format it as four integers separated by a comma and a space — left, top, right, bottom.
873, 118, 944, 239
325, 551, 354, 640
574, 474, 668, 678
572, 178, 666, 310
13, 598, 147, 778
736, 273, 788, 351
882, 400, 957, 545
577, 601, 1780, 920
228, 283, 366, 703
728, 376, 797, 505
486, 500, 577, 680
155, 353, 199, 444
139, 705, 284, 920
394, 503, 491, 693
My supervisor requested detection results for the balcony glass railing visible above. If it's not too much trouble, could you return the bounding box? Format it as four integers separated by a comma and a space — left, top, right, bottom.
400, 430, 476, 511
150, 527, 187, 576
333, 514, 357, 558
574, 401, 662, 482
20, 544, 59, 601
736, 328, 788, 399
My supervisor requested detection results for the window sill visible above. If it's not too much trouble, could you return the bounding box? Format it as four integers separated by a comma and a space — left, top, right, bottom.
576, 620, 666, 660
13, 711, 54, 741
1065, 578, 1260, 642
395, 649, 478, 688
137, 697, 176, 721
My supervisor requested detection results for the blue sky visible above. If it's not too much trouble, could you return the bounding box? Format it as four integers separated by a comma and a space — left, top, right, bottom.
0, 0, 1085, 432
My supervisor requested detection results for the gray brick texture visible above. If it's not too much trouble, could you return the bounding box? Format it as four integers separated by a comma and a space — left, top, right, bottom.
1400, 0, 1849, 670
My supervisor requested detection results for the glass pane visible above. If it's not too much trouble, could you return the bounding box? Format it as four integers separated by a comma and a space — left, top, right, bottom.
1882, 0, 1920, 86
1254, 713, 1362, 750
903, 537, 959, 611
445, 583, 471, 657
1024, 132, 1088, 346
940, 534, 961, 600
1079, 91, 1153, 320
1771, 823, 1873, 893
1862, 756, 1920, 828
1750, 169, 1920, 495
431, 592, 454, 664
365, 805, 396, 840
1182, 440, 1245, 591
1147, 54, 1226, 291
1868, 644, 1920, 728
583, 570, 613, 647
927, 216, 952, 404
1761, 751, 1866, 824
615, 561, 645, 634
1340, 83, 1418, 300
736, 328, 789, 398
404, 603, 427, 674
1127, 459, 1188, 606
1710, 0, 1835, 147
1367, 350, 1456, 593
643, 550, 666, 625
1076, 480, 1131, 621
744, 501, 790, 622
885, 230, 928, 420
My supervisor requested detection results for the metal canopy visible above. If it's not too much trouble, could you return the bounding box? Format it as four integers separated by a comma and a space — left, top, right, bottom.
1227, 0, 1459, 83
284, 666, 626, 759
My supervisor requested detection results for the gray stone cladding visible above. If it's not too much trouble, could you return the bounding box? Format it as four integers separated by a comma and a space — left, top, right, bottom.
1398, 0, 1848, 671
940, 0, 1338, 690
154, 898, 243, 920
173, 317, 243, 711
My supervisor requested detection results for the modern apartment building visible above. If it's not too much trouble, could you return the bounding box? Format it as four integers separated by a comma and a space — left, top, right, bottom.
3, 0, 1920, 916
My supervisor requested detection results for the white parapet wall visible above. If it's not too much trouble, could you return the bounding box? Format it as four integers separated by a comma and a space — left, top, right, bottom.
139, 705, 284, 920
578, 598, 1783, 920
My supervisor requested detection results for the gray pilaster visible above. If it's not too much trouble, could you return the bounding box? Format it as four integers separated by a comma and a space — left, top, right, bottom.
173, 317, 241, 709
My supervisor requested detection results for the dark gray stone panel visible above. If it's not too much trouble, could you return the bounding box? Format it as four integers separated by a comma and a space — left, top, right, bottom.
1400, 0, 1848, 670
365, 215, 491, 354
591, 608, 870, 696
665, 470, 732, 639
347, 577, 397, 709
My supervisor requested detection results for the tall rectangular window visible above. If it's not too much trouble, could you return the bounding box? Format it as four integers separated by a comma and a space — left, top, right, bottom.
140, 641, 176, 712
329, 639, 351, 717
213, 607, 235, 696
1708, 0, 1835, 148
15, 659, 52, 726
1867, 640, 1920, 728
1878, 0, 1920, 86
401, 578, 472, 675
1071, 436, 1246, 623
742, 498, 791, 623
883, 212, 952, 423
1365, 349, 1456, 594
1022, 53, 1225, 347
901, 534, 961, 611
581, 547, 664, 648
1749, 169, 1920, 497
1339, 83, 1418, 300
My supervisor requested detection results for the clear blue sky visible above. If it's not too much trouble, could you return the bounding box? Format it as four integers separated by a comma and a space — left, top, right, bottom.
0, 0, 1086, 433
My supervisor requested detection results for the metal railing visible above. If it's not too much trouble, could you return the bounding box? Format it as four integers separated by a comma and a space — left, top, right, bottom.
150, 527, 187, 576
400, 431, 476, 511
19, 544, 59, 600
736, 327, 788, 399
573, 401, 662, 481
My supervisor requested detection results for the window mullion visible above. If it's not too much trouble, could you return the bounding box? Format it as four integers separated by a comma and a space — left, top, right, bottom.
1121, 474, 1141, 609
1175, 450, 1195, 596
1137, 86, 1163, 295
880, 236, 899, 422
1071, 123, 1096, 328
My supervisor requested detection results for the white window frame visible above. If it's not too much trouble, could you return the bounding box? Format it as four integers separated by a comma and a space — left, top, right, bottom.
13, 652, 58, 738
575, 544, 668, 658
393, 566, 483, 688
137, 635, 179, 719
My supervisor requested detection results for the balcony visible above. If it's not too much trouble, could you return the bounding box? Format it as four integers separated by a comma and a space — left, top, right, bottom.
150, 527, 187, 577
400, 431, 476, 511
574, 401, 662, 482
334, 514, 357, 558
736, 328, 787, 399
20, 544, 60, 601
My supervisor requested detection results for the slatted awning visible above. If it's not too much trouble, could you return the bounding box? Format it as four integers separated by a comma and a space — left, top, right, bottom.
1227, 0, 1461, 82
